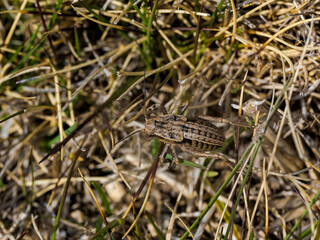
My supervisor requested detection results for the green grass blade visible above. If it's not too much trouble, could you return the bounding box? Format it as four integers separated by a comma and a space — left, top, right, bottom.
10, 35, 47, 74
48, 123, 78, 147
179, 142, 255, 240
128, 0, 148, 25
50, 148, 80, 240
146, 212, 165, 240
91, 181, 112, 216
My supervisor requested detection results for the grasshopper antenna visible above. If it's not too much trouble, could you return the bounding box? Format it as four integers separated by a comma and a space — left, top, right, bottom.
142, 69, 175, 117
142, 70, 176, 107
111, 128, 142, 151
113, 70, 176, 152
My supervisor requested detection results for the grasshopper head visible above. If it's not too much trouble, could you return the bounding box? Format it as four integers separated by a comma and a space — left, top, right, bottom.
143, 117, 156, 137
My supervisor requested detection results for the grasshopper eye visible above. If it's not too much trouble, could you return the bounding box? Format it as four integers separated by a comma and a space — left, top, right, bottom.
145, 104, 167, 118
145, 111, 156, 119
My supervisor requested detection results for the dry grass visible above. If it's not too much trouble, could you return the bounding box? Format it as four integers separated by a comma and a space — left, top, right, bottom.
1, 0, 320, 239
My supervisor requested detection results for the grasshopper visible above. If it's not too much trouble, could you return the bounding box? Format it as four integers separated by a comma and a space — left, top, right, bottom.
143, 104, 232, 168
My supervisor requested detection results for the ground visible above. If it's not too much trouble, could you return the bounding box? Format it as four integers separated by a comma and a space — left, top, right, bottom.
1, 1, 320, 239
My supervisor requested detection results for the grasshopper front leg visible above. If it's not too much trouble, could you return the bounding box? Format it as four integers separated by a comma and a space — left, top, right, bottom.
159, 144, 170, 164
169, 145, 179, 169
159, 144, 179, 169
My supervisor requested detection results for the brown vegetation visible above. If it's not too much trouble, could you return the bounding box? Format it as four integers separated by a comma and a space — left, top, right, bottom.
1, 1, 320, 239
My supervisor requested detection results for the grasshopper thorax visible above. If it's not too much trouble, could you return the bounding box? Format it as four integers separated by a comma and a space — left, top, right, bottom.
143, 114, 186, 142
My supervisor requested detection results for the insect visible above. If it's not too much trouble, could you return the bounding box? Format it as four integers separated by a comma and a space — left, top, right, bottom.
142, 104, 228, 168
